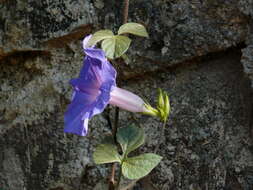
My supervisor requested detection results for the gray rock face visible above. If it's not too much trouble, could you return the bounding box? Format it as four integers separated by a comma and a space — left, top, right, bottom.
140, 50, 253, 190
239, 0, 253, 16
242, 44, 253, 88
0, 0, 249, 62
128, 0, 248, 63
115, 50, 253, 190
0, 0, 253, 190
0, 0, 96, 54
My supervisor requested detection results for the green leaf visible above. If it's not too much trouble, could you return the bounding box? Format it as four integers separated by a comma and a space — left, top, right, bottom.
121, 54, 131, 65
122, 153, 162, 179
88, 30, 114, 46
93, 136, 122, 164
102, 35, 131, 59
118, 22, 149, 37
116, 125, 145, 156
93, 180, 109, 190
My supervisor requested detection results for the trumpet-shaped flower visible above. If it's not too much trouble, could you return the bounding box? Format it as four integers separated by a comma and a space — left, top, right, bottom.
64, 35, 152, 136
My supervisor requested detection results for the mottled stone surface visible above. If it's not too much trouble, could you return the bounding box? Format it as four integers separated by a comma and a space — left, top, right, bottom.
135, 50, 253, 190
0, 0, 253, 190
128, 0, 248, 63
0, 0, 95, 54
0, 0, 249, 62
242, 44, 253, 88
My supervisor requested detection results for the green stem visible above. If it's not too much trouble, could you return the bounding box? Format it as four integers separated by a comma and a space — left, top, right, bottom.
154, 121, 167, 153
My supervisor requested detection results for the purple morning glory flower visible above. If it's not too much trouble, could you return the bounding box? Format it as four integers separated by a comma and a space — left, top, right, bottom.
64, 35, 150, 136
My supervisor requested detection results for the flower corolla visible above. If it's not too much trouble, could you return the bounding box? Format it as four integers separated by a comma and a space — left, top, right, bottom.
64, 35, 151, 136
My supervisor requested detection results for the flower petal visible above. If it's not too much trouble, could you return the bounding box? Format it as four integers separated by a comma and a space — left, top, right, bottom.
77, 55, 116, 92
70, 77, 100, 99
82, 35, 107, 62
82, 34, 93, 49
64, 113, 89, 136
64, 35, 117, 136
89, 82, 114, 117
100, 59, 117, 84
84, 48, 107, 62
109, 87, 146, 112
64, 91, 94, 136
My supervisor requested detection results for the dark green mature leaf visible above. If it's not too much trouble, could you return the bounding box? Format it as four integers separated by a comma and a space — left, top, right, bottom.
102, 35, 131, 59
122, 153, 162, 179
118, 22, 149, 37
88, 30, 114, 46
93, 136, 122, 164
116, 125, 145, 156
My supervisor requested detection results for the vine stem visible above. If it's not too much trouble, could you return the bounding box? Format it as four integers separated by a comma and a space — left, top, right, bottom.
154, 121, 167, 153
108, 107, 119, 190
116, 165, 122, 190
123, 0, 129, 24
108, 163, 116, 190
113, 107, 119, 139
108, 1, 129, 189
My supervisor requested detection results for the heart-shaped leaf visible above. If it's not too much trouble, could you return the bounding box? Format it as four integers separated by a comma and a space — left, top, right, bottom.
122, 153, 162, 180
102, 35, 131, 59
116, 125, 145, 156
118, 22, 149, 37
88, 30, 114, 46
93, 136, 122, 164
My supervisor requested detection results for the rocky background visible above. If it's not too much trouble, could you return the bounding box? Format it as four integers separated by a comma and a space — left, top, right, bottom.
1, 0, 253, 189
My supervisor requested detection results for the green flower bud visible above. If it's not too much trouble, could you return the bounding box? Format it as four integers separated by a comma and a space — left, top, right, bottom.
157, 88, 164, 109
140, 89, 170, 123
156, 89, 170, 122
163, 93, 170, 122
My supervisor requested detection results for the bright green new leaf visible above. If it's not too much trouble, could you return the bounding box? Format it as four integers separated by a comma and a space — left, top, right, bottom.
116, 125, 145, 156
102, 35, 131, 59
122, 153, 162, 179
118, 22, 149, 37
88, 30, 114, 46
93, 136, 122, 164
